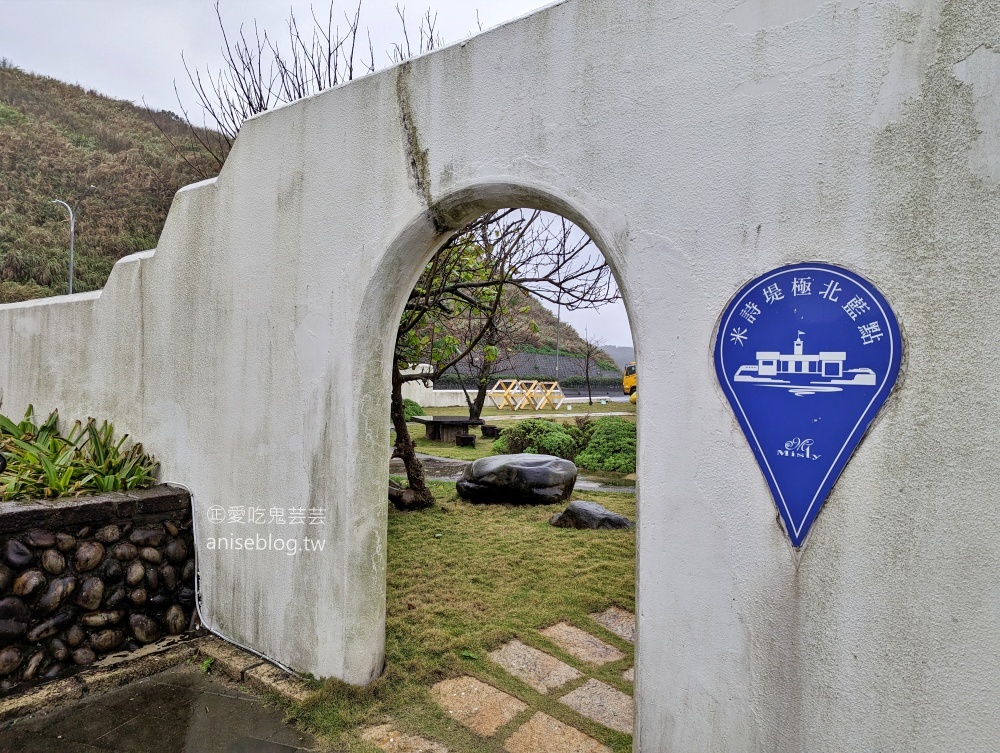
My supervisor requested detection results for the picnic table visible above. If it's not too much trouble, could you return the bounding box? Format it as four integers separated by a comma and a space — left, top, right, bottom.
412, 416, 485, 443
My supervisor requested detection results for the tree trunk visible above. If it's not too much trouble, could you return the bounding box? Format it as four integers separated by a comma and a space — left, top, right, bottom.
585, 359, 594, 405
470, 376, 489, 420
390, 364, 435, 510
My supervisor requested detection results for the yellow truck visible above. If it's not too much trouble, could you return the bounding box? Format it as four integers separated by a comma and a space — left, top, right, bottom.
622, 362, 636, 396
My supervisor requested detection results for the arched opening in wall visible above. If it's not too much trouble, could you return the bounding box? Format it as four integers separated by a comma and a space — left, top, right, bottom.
380, 208, 637, 752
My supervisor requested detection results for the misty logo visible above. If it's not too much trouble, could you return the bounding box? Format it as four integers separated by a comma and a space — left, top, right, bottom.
777, 438, 821, 461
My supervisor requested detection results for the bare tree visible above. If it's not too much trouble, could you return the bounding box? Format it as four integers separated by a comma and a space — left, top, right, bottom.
152, 1, 442, 174
391, 210, 619, 509
580, 328, 607, 406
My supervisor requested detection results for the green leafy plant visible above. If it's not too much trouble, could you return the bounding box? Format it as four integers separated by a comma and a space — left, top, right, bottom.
200, 657, 215, 673
575, 416, 637, 474
0, 406, 158, 500
402, 399, 426, 422
491, 418, 581, 461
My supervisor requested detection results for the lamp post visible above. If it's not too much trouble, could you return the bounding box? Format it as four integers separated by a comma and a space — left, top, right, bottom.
554, 296, 561, 382
51, 185, 96, 295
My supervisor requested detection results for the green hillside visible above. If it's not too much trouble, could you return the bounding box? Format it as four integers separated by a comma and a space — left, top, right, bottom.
0, 60, 219, 302
0, 62, 618, 367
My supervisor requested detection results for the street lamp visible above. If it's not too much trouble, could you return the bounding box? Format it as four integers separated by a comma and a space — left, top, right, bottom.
51, 185, 96, 295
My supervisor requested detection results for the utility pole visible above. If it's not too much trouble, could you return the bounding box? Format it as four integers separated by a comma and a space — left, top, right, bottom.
51, 185, 96, 295
554, 295, 561, 382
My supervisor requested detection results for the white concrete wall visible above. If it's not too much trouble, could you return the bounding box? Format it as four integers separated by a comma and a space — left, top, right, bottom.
1, 0, 998, 749
399, 364, 468, 407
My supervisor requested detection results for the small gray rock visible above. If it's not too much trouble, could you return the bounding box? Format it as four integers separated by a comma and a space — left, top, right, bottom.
90, 629, 125, 653
43, 662, 65, 679
0, 596, 30, 639
164, 521, 180, 537
36, 576, 77, 614
27, 610, 75, 642
74, 576, 105, 611
0, 596, 29, 622
80, 610, 124, 628
12, 569, 46, 598
125, 561, 145, 587
164, 539, 187, 564
129, 614, 162, 644
457, 453, 577, 506
24, 530, 56, 548
94, 525, 122, 544
145, 566, 159, 591
139, 547, 163, 565
129, 588, 148, 605
549, 500, 635, 530
55, 533, 76, 552
0, 647, 21, 677
74, 541, 105, 572
102, 558, 123, 584
42, 549, 66, 575
72, 646, 96, 666
149, 593, 171, 611
181, 560, 195, 583
65, 625, 85, 647
164, 604, 187, 635
22, 650, 45, 680
130, 527, 166, 547
4, 539, 35, 568
159, 564, 178, 591
48, 639, 69, 662
104, 586, 126, 609
113, 543, 138, 562
0, 563, 12, 592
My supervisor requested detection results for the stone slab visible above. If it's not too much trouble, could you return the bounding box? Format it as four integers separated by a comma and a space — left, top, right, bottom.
539, 623, 626, 666
244, 661, 314, 703
196, 636, 264, 683
559, 679, 633, 734
621, 667, 634, 683
362, 723, 450, 752
430, 675, 528, 737
589, 607, 635, 644
504, 711, 611, 753
488, 639, 582, 693
0, 485, 190, 534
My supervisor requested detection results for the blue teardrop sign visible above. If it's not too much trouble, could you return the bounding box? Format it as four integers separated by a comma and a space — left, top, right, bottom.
714, 263, 902, 548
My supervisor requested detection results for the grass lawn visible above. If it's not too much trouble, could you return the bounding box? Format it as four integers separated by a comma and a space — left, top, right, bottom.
410, 431, 493, 461
291, 481, 636, 752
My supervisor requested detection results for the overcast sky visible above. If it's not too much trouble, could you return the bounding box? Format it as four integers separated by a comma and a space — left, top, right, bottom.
0, 0, 632, 347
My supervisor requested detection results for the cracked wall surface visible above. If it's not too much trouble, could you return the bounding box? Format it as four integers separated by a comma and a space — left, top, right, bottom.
0, 0, 998, 749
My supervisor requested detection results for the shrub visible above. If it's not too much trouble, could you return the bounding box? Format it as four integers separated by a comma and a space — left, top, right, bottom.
0, 406, 158, 500
575, 416, 636, 474
491, 418, 581, 461
403, 399, 426, 421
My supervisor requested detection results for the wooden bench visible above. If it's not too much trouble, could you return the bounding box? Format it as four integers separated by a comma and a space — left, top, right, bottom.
455, 433, 477, 448
480, 424, 501, 439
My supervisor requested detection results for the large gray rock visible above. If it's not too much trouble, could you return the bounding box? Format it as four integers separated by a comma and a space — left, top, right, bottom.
457, 454, 576, 506
550, 501, 634, 530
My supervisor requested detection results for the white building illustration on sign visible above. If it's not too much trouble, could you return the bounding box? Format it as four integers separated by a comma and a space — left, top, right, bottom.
734, 333, 876, 395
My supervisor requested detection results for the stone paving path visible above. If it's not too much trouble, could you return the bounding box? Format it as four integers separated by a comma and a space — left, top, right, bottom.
363, 608, 635, 753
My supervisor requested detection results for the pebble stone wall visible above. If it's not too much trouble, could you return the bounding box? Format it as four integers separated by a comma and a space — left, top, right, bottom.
0, 485, 195, 692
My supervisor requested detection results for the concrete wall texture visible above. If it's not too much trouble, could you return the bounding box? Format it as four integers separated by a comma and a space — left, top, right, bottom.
0, 0, 997, 748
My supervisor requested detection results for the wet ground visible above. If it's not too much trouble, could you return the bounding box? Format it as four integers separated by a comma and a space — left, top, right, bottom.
0, 665, 323, 753
389, 453, 636, 494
